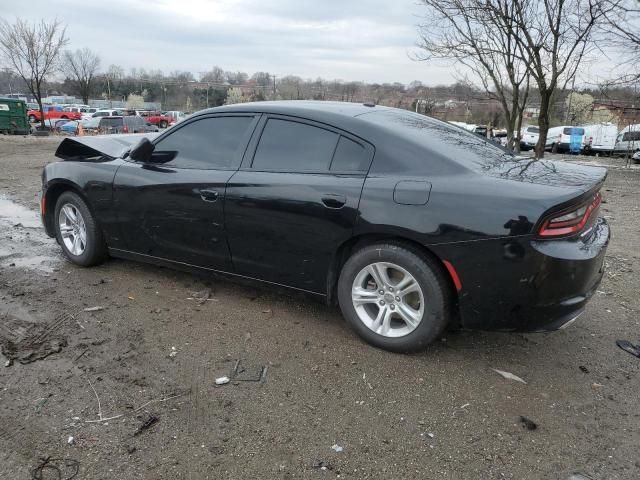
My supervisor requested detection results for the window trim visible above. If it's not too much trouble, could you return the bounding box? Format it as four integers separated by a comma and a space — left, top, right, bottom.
129, 112, 260, 171
241, 114, 374, 175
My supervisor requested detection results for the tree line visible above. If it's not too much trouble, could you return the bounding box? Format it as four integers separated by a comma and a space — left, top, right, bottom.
1, 2, 639, 156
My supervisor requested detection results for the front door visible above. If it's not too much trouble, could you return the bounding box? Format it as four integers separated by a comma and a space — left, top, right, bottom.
112, 114, 258, 270
225, 116, 374, 293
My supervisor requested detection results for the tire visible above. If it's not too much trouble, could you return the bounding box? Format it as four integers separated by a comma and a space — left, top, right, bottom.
28, 115, 36, 122
159, 121, 168, 128
54, 191, 108, 267
551, 143, 558, 153
337, 243, 451, 352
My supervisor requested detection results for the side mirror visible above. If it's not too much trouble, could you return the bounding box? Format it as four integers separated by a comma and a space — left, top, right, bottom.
129, 137, 155, 163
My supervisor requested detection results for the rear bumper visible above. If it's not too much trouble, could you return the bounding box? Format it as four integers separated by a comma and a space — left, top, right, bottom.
433, 218, 610, 332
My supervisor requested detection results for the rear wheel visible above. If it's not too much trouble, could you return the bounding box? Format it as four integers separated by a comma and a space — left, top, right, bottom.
159, 120, 168, 128
551, 143, 558, 153
54, 191, 108, 267
28, 114, 36, 122
337, 243, 451, 352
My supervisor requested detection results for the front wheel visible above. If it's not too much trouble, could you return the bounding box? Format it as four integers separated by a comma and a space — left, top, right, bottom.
54, 191, 108, 267
28, 114, 36, 122
337, 243, 451, 352
159, 121, 168, 128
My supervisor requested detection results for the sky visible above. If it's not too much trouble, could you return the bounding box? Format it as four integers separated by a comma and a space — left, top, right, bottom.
2, 0, 463, 85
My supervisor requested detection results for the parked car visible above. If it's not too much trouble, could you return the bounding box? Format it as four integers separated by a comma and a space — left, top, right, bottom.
613, 124, 640, 157
632, 150, 640, 163
98, 116, 160, 134
581, 123, 618, 156
139, 110, 171, 128
59, 120, 80, 135
163, 110, 187, 125
28, 107, 82, 123
519, 126, 540, 151
545, 126, 585, 153
40, 102, 609, 352
92, 109, 122, 118
80, 117, 102, 133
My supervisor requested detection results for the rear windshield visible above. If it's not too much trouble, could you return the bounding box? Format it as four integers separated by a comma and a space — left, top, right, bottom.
563, 127, 585, 135
358, 109, 509, 173
526, 127, 540, 133
100, 118, 123, 127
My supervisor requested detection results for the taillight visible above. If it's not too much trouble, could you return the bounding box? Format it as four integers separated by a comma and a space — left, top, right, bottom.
122, 126, 128, 133
589, 136, 593, 145
538, 192, 602, 238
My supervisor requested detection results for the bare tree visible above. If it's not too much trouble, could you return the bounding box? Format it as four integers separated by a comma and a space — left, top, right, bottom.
0, 18, 68, 129
63, 48, 100, 104
416, 0, 531, 152
603, 0, 640, 82
507, 0, 617, 157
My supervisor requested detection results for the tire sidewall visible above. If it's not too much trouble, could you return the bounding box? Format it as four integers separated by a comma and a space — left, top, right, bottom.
54, 192, 104, 267
337, 244, 449, 352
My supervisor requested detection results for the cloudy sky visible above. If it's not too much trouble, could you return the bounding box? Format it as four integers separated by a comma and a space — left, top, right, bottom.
3, 0, 463, 85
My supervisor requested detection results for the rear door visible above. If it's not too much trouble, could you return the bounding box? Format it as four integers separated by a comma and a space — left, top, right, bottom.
225, 115, 373, 293
112, 114, 259, 270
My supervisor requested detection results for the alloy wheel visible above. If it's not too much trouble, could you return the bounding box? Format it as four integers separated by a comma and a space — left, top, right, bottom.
351, 261, 425, 338
58, 203, 87, 256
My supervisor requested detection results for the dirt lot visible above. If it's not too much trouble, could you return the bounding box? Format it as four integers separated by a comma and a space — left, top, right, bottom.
0, 135, 639, 479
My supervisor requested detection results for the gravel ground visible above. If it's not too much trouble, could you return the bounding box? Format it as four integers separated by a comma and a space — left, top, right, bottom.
0, 135, 639, 479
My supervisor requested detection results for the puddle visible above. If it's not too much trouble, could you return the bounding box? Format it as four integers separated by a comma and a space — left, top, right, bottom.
0, 197, 42, 229
0, 196, 59, 272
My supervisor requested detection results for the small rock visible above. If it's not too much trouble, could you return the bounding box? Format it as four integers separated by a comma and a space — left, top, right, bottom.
67, 436, 75, 445
331, 444, 343, 452
519, 416, 537, 430
215, 376, 230, 385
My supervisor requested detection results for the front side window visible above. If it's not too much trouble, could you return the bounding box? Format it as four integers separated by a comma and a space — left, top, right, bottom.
252, 119, 338, 171
153, 116, 254, 169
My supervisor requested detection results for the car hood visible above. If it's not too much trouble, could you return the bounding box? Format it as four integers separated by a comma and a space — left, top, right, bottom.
55, 134, 159, 161
477, 156, 607, 192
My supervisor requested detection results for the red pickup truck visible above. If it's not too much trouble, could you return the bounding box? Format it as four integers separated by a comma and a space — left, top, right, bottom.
28, 108, 82, 122
139, 111, 171, 129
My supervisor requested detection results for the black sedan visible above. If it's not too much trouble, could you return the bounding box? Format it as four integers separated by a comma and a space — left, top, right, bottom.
40, 102, 609, 352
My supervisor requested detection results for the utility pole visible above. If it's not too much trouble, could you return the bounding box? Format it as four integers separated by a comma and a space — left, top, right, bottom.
272, 75, 276, 99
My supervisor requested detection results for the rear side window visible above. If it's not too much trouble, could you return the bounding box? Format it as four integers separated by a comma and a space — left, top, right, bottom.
252, 119, 338, 171
622, 131, 640, 142
563, 127, 585, 135
330, 136, 370, 171
153, 116, 254, 169
100, 118, 123, 127
526, 127, 540, 134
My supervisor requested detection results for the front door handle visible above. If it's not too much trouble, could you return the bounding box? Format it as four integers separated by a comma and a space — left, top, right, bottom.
321, 193, 346, 209
199, 189, 219, 202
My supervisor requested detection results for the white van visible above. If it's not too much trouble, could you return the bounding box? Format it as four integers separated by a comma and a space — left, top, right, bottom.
581, 123, 618, 155
545, 126, 585, 153
520, 126, 539, 151
613, 124, 640, 156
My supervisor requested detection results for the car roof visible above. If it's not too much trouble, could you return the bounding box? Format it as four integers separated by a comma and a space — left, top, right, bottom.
202, 100, 387, 119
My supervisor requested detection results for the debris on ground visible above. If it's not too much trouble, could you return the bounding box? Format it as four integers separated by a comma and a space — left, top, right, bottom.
492, 368, 527, 384
215, 376, 230, 385
579, 365, 589, 373
83, 306, 104, 312
566, 473, 595, 480
67, 436, 75, 445
133, 414, 159, 436
190, 289, 212, 305
229, 359, 268, 382
331, 444, 344, 452
519, 416, 538, 430
31, 457, 80, 479
312, 460, 333, 471
616, 339, 640, 358
168, 346, 177, 358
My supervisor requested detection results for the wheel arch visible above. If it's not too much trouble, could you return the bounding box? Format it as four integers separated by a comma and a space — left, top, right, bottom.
327, 234, 460, 320
43, 180, 93, 236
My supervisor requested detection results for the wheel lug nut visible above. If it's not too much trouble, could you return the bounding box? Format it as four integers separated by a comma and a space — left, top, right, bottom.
390, 304, 395, 310
379, 290, 384, 295
379, 300, 385, 306
395, 296, 400, 302
389, 287, 394, 292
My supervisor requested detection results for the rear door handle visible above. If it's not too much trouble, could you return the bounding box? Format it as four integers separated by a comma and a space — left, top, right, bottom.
199, 189, 219, 202
321, 193, 346, 209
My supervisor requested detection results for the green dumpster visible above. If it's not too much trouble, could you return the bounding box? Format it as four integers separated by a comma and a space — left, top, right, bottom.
0, 97, 30, 135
